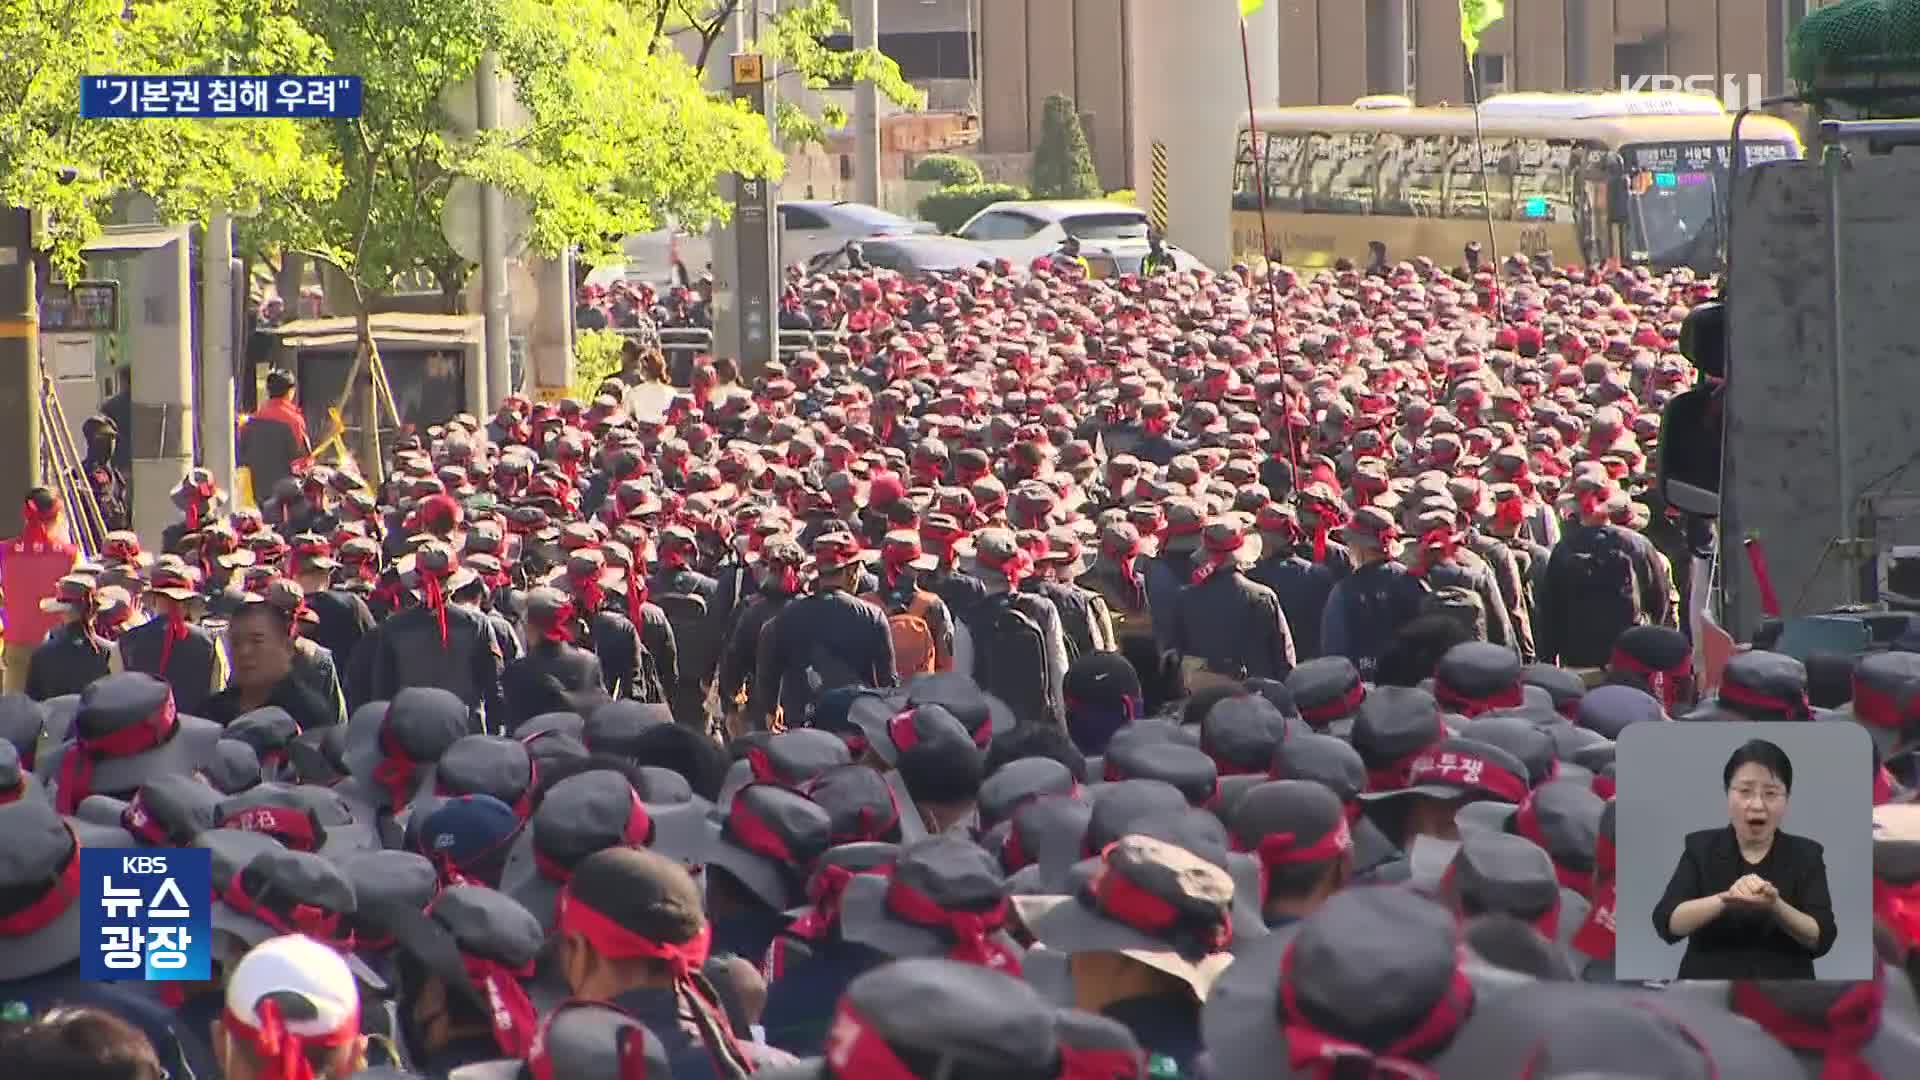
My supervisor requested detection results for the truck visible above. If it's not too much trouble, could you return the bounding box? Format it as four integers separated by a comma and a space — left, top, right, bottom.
1659, 117, 1920, 653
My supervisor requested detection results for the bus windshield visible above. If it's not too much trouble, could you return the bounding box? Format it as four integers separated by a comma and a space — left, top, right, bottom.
1618, 140, 1798, 269
1627, 169, 1721, 269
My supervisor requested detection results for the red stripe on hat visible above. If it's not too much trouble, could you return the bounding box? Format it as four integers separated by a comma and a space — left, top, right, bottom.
1731, 970, 1883, 1080
55, 690, 178, 814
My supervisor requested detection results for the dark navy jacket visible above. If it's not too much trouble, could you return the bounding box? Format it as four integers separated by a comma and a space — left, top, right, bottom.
2, 965, 218, 1080
759, 936, 889, 1056
1319, 561, 1429, 679
1248, 555, 1337, 662
611, 985, 797, 1080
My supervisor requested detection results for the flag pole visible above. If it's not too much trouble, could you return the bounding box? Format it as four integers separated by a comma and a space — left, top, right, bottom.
1239, 5, 1298, 473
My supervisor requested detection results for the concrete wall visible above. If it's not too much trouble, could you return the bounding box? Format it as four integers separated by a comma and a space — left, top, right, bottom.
980, 0, 1133, 189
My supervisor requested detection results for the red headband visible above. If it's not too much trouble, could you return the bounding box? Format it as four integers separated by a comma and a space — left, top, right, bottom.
1730, 971, 1883, 1080
0, 831, 81, 936
1086, 854, 1232, 952
1299, 683, 1365, 728
219, 870, 355, 948
1431, 681, 1524, 718
462, 951, 539, 1058
1717, 681, 1810, 720
1277, 938, 1472, 1079
722, 799, 797, 865
882, 879, 1022, 975
122, 791, 179, 846
370, 721, 424, 810
1608, 647, 1692, 712
1238, 819, 1352, 906
787, 863, 893, 943
1512, 796, 1593, 895
55, 690, 179, 814
1364, 739, 1443, 794
557, 889, 712, 978
1569, 878, 1615, 961
534, 790, 652, 885
819, 998, 919, 1079
1401, 749, 1530, 804
1849, 681, 1918, 732
221, 997, 360, 1080
1592, 772, 1616, 801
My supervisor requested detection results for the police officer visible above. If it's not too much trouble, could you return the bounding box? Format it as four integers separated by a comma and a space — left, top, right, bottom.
1142, 230, 1178, 276
1170, 516, 1296, 685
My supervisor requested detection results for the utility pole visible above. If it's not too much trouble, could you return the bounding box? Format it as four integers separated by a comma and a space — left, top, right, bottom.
853, 0, 881, 207
201, 211, 236, 496
477, 50, 510, 409
0, 208, 38, 537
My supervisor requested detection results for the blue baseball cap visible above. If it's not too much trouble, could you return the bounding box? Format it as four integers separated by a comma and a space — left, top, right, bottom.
412, 794, 523, 886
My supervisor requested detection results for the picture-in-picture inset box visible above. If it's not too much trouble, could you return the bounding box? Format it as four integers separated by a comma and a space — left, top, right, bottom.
1614, 722, 1873, 981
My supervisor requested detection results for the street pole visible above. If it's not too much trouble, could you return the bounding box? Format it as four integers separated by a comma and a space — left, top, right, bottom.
728, 0, 779, 381
477, 50, 511, 410
0, 208, 39, 537
853, 0, 882, 207
202, 211, 236, 496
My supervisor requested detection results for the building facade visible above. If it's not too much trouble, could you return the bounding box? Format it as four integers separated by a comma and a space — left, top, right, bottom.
977, 0, 1818, 190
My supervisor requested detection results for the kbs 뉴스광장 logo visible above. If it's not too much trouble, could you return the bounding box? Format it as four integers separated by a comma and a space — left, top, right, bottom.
79, 848, 211, 981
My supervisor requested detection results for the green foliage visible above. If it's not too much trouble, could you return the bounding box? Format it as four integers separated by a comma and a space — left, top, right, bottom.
571, 327, 626, 399
644, 0, 924, 149
918, 183, 1028, 234
1029, 94, 1102, 200
1105, 189, 1138, 205
243, 0, 786, 309
910, 153, 985, 186
0, 0, 336, 278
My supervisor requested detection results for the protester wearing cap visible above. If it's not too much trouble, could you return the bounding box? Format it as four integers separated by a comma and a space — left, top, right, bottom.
338, 687, 472, 842
1078, 519, 1154, 649
963, 526, 1071, 726
201, 596, 343, 734
1693, 961, 1920, 1078
291, 537, 377, 677
366, 543, 503, 714
498, 586, 607, 732
553, 847, 792, 1077
703, 781, 835, 965
446, 1000, 674, 1080
373, 884, 546, 1073
857, 702, 983, 838
1061, 651, 1144, 756
860, 528, 958, 682
758, 842, 902, 1055
1607, 624, 1696, 714
1689, 650, 1813, 722
720, 536, 807, 737
499, 769, 664, 932
1320, 506, 1427, 678
754, 532, 897, 729
1226, 781, 1354, 930
1169, 515, 1295, 690
1285, 657, 1366, 737
214, 934, 368, 1080
25, 573, 114, 701
1439, 830, 1576, 947
1202, 883, 1514, 1079
1827, 651, 1920, 759
1360, 735, 1531, 855
1431, 641, 1526, 717
1648, 739, 1836, 979
1015, 835, 1241, 1073
1536, 474, 1675, 669
115, 559, 225, 715
41, 672, 219, 813
836, 834, 1024, 978
649, 524, 726, 731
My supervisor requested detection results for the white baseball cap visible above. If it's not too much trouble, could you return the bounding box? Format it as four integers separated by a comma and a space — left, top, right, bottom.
224, 934, 360, 1038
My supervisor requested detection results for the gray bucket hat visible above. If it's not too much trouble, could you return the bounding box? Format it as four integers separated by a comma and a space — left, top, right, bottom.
0, 798, 86, 980
837, 835, 1024, 971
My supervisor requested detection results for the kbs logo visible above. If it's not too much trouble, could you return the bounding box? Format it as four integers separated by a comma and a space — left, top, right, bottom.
79, 849, 211, 981
1619, 74, 1766, 112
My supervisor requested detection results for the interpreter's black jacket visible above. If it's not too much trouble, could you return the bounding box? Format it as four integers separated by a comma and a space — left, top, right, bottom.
1652, 826, 1837, 980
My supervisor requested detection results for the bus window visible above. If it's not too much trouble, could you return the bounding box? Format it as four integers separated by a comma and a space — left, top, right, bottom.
1444, 138, 1487, 219
1267, 133, 1308, 210
1303, 133, 1344, 212
1402, 136, 1449, 217
1233, 130, 1262, 212
1326, 132, 1376, 213
1374, 134, 1415, 216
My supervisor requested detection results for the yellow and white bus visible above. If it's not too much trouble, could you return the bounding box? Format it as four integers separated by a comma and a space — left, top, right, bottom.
1228, 91, 1803, 271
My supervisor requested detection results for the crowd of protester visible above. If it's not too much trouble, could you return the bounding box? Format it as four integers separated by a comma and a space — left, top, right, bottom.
5, 247, 1919, 1080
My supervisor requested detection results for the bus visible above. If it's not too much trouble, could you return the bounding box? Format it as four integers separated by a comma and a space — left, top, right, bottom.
1229, 91, 1804, 271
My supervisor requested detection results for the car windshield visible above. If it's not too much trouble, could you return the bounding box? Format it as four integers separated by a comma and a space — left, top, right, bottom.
1062, 212, 1149, 241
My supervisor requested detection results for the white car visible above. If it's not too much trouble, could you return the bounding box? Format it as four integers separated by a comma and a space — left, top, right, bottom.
610, 201, 934, 284
953, 199, 1206, 277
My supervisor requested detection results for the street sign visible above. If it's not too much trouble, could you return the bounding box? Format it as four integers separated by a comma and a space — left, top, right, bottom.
441, 177, 530, 263
731, 54, 777, 377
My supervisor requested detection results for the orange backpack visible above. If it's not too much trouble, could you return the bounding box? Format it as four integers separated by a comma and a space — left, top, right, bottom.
865, 590, 939, 680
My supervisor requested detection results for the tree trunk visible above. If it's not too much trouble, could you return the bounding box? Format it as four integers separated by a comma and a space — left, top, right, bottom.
350, 302, 384, 487
275, 250, 304, 313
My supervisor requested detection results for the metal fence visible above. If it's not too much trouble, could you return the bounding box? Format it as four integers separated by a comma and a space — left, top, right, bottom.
610, 326, 847, 383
